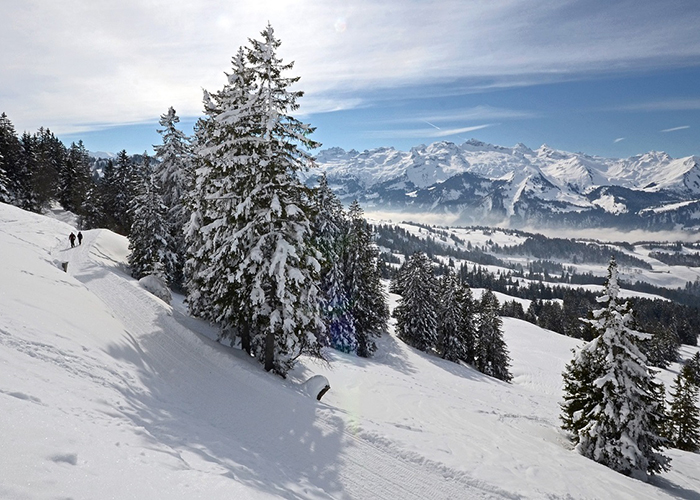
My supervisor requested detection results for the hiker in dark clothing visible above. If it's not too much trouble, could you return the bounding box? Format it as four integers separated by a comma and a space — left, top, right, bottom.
69, 232, 76, 248
77, 232, 83, 245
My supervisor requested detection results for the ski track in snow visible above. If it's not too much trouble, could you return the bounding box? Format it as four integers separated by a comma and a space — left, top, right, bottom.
62, 229, 510, 500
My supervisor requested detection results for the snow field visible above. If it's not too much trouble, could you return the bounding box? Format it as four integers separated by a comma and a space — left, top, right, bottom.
0, 202, 699, 499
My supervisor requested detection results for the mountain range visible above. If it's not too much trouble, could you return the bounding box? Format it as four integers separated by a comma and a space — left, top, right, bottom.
306, 140, 700, 231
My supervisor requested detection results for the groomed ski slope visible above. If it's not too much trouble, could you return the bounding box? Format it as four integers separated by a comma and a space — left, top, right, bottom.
0, 202, 699, 499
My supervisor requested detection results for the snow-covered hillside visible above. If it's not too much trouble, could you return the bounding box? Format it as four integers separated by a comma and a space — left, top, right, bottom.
308, 140, 700, 230
1, 202, 699, 499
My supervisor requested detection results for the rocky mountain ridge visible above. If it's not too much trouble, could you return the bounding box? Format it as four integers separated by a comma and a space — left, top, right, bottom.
307, 139, 700, 231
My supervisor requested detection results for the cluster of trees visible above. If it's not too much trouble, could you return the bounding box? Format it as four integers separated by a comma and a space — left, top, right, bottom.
391, 252, 512, 381
182, 26, 387, 375
561, 258, 700, 479
498, 234, 651, 269
0, 116, 93, 215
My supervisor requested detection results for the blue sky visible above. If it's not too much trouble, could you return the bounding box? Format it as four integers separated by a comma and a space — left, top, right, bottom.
2, 1, 700, 159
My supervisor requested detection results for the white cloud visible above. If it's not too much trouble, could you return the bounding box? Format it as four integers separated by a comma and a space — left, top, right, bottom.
661, 125, 690, 133
2, 0, 700, 134
614, 137, 626, 143
368, 124, 493, 139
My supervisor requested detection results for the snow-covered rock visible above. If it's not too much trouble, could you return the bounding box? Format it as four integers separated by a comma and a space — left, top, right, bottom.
301, 374, 330, 400
139, 274, 172, 304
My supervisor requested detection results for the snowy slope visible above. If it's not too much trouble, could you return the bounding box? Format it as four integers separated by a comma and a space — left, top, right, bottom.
1, 202, 699, 499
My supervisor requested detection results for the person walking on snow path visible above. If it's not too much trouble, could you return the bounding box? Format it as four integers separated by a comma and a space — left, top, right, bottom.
69, 232, 76, 248
77, 231, 83, 245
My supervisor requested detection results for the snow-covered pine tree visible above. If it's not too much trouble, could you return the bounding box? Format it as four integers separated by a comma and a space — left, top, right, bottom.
128, 155, 172, 282
187, 25, 323, 376
394, 252, 438, 352
0, 113, 24, 205
437, 270, 475, 363
561, 257, 670, 479
17, 132, 39, 211
154, 107, 192, 290
389, 258, 408, 295
106, 150, 139, 235
684, 352, 700, 386
343, 200, 388, 357
30, 128, 65, 211
666, 365, 700, 452
313, 173, 356, 352
475, 289, 512, 381
185, 47, 254, 325
643, 327, 681, 369
0, 154, 10, 204
61, 141, 93, 215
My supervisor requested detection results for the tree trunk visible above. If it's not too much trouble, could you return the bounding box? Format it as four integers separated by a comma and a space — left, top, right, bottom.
240, 323, 251, 355
264, 330, 275, 372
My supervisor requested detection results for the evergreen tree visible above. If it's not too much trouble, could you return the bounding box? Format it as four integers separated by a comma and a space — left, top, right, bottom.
96, 159, 120, 230
61, 141, 93, 215
106, 150, 141, 235
0, 113, 24, 205
33, 127, 66, 210
185, 46, 254, 328
313, 173, 356, 352
128, 156, 172, 281
154, 107, 192, 290
17, 132, 40, 211
187, 25, 323, 376
475, 289, 512, 381
344, 200, 389, 357
643, 327, 681, 369
666, 365, 700, 452
0, 153, 10, 203
394, 252, 438, 352
560, 257, 670, 479
685, 352, 700, 386
437, 271, 476, 363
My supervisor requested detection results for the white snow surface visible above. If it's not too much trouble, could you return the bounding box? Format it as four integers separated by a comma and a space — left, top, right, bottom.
1, 202, 699, 499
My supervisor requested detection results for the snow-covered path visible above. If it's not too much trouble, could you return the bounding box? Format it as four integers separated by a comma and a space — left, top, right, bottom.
63, 229, 501, 499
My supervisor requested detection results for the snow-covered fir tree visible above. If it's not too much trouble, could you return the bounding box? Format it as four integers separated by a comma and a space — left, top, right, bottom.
475, 289, 512, 381
343, 200, 388, 357
0, 156, 10, 204
437, 271, 476, 363
0, 113, 24, 205
128, 156, 172, 282
560, 257, 670, 479
394, 252, 438, 352
154, 107, 192, 290
685, 352, 700, 386
666, 365, 700, 452
643, 327, 680, 369
61, 141, 93, 216
436, 270, 461, 360
33, 128, 66, 211
313, 173, 356, 352
186, 25, 323, 376
103, 150, 140, 235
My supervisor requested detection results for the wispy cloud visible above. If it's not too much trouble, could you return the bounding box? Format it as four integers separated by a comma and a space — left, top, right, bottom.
661, 125, 690, 133
616, 99, 700, 112
378, 106, 536, 126
614, 137, 626, 143
369, 124, 493, 139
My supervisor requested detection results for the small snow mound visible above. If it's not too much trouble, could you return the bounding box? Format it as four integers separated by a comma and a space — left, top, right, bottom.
139, 275, 172, 304
302, 374, 330, 401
